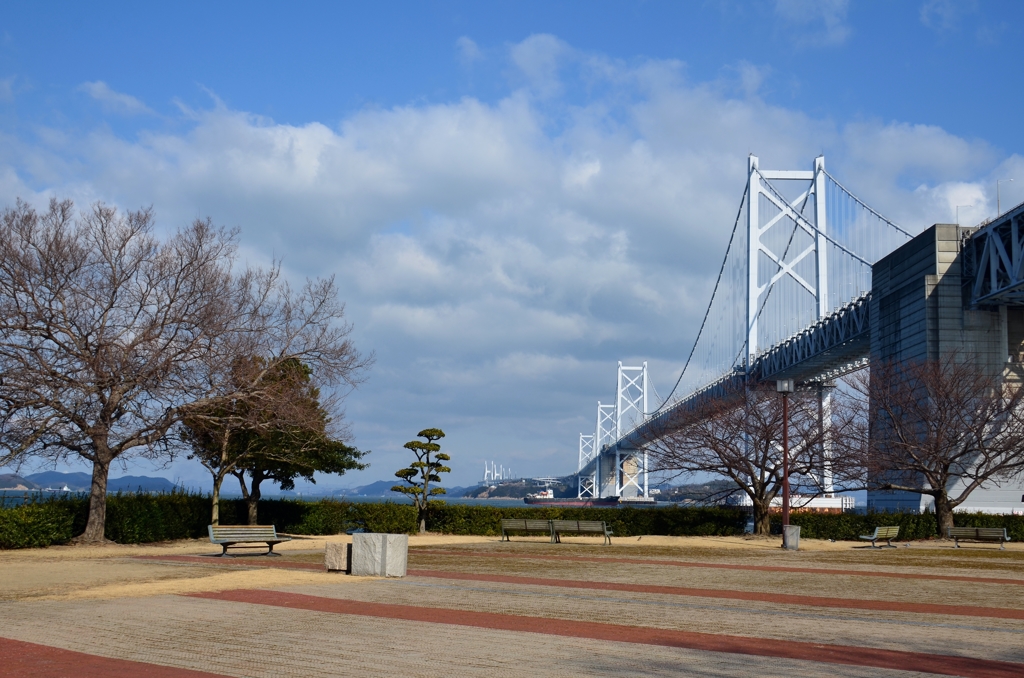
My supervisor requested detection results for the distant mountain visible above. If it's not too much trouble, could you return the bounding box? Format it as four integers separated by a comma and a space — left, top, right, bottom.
23, 471, 177, 493
0, 473, 39, 490
108, 476, 177, 492
25, 471, 92, 490
344, 480, 477, 498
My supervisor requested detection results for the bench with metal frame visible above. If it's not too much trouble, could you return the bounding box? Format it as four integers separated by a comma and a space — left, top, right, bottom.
500, 519, 553, 542
550, 519, 613, 545
208, 525, 291, 556
947, 526, 1011, 550
858, 525, 900, 548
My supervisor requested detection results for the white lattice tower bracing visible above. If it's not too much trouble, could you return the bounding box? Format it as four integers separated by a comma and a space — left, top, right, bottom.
578, 433, 596, 471
746, 155, 829, 363
595, 402, 615, 498
578, 433, 596, 497
596, 402, 616, 449
615, 361, 649, 497
577, 472, 596, 499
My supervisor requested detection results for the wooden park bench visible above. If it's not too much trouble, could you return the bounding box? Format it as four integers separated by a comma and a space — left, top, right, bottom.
208, 525, 291, 556
550, 519, 613, 545
947, 526, 1011, 550
858, 525, 900, 548
500, 519, 553, 542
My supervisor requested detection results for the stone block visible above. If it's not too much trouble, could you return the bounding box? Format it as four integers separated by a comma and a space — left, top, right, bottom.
783, 525, 800, 551
350, 533, 408, 577
325, 543, 350, 572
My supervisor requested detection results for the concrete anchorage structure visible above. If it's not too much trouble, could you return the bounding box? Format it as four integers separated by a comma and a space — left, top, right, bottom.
576, 155, 1024, 514
868, 216, 1024, 513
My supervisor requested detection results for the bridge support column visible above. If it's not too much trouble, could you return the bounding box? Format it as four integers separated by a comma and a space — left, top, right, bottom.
615, 447, 647, 498
818, 383, 835, 494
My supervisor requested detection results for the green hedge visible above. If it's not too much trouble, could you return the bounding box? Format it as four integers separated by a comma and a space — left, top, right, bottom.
3, 492, 1024, 549
422, 503, 748, 537
0, 501, 76, 549
775, 511, 1024, 541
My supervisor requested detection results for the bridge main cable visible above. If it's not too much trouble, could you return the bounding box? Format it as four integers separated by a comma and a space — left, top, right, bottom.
650, 183, 748, 415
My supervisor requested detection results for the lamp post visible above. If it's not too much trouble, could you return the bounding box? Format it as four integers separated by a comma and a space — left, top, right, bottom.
776, 379, 794, 529
956, 205, 973, 226
997, 179, 1015, 216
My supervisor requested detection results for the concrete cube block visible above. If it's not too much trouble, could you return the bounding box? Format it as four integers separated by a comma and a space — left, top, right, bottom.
783, 525, 801, 551
350, 533, 408, 577
325, 542, 350, 572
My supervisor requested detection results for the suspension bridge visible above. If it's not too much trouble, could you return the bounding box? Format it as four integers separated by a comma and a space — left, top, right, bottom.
575, 155, 1024, 514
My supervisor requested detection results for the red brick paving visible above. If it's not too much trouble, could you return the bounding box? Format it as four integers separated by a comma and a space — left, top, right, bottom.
190, 589, 1024, 678
132, 555, 1024, 620
405, 568, 1024, 620
0, 637, 228, 678
413, 548, 1024, 586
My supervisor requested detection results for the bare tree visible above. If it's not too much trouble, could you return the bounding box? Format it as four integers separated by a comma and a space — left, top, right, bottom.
643, 383, 837, 535
843, 355, 1024, 534
0, 198, 371, 542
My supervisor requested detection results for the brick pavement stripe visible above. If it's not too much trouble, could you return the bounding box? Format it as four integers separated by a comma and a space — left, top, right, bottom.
189, 589, 1024, 678
134, 556, 1024, 620
404, 568, 1024, 619
0, 637, 228, 678
412, 549, 1024, 586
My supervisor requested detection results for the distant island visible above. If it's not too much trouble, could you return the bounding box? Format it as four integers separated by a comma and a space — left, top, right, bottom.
338, 479, 477, 498
0, 471, 178, 493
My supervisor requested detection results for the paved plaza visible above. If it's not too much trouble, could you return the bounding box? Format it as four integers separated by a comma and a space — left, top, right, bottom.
1, 534, 1023, 677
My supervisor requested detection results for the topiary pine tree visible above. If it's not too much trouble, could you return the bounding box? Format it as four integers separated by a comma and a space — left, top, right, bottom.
391, 428, 449, 533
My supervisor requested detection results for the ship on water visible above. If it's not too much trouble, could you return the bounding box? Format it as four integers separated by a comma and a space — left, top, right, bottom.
522, 489, 619, 507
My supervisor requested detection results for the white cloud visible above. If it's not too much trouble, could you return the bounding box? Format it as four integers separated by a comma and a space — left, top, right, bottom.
734, 61, 771, 99
1, 35, 1014, 486
509, 34, 569, 98
920, 0, 978, 31
456, 36, 483, 66
77, 81, 153, 115
774, 0, 850, 46
0, 76, 14, 102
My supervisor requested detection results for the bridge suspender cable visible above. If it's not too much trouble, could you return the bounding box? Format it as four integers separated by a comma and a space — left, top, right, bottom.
823, 170, 914, 238
649, 184, 749, 415
646, 168, 910, 418
756, 170, 875, 267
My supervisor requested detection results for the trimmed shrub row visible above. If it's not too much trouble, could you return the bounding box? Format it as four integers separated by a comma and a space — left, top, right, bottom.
2, 492, 1023, 549
778, 510, 1024, 542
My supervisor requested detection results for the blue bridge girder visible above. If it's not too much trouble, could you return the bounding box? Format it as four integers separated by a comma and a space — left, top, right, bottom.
603, 296, 871, 453
751, 293, 871, 384
589, 213, 1024, 461
963, 201, 1024, 306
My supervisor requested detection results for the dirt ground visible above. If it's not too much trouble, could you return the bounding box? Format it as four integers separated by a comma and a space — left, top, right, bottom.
2, 533, 1020, 602
3, 533, 1024, 677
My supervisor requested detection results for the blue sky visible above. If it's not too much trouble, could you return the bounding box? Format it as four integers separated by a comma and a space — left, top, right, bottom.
2, 1, 1023, 490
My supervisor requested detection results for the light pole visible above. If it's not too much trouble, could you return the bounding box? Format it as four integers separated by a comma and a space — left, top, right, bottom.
776, 379, 794, 532
956, 205, 973, 226
997, 179, 1015, 216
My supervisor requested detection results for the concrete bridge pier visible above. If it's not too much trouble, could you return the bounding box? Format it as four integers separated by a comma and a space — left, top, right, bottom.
868, 223, 1024, 514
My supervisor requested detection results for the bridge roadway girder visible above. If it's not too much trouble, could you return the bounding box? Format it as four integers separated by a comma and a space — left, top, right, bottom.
752, 293, 871, 384
591, 218, 1024, 511
963, 201, 1024, 307
612, 297, 872, 450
